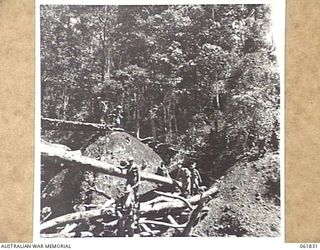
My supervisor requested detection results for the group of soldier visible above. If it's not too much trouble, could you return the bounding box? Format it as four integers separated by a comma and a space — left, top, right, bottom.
156, 161, 204, 198
115, 156, 204, 236
98, 98, 123, 127
175, 162, 204, 198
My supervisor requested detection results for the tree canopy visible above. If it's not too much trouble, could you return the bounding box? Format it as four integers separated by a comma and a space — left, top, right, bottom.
41, 4, 279, 157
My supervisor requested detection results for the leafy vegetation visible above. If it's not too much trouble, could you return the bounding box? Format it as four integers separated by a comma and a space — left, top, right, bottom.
40, 5, 280, 237
41, 5, 279, 151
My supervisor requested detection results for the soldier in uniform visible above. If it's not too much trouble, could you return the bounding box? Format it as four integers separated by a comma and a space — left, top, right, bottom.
156, 161, 170, 178
118, 156, 140, 201
189, 162, 202, 195
118, 156, 141, 235
97, 97, 109, 124
114, 105, 123, 127
115, 192, 135, 237
176, 164, 192, 198
126, 157, 140, 191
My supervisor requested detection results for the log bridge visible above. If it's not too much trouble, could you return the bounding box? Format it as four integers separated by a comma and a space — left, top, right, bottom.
40, 118, 219, 237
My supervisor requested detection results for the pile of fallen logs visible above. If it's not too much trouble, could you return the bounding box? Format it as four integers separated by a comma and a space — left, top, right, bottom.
40, 118, 219, 237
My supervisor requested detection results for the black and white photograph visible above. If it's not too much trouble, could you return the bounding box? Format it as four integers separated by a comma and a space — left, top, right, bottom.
37, 2, 283, 239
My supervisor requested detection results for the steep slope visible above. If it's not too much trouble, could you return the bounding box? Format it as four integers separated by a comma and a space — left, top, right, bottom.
194, 153, 280, 237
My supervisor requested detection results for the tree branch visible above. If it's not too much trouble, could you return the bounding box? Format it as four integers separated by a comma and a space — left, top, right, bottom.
41, 231, 93, 238
40, 199, 115, 232
154, 191, 193, 210
41, 140, 181, 188
40, 186, 218, 232
182, 196, 205, 236
41, 117, 115, 131
140, 219, 186, 228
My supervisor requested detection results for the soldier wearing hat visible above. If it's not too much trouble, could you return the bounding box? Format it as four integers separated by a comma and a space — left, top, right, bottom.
189, 162, 202, 195
117, 156, 141, 236
115, 192, 135, 237
126, 156, 140, 189
118, 156, 140, 191
115, 105, 123, 127
176, 164, 192, 198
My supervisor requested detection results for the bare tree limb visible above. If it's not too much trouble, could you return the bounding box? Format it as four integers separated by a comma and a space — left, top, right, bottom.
140, 219, 186, 228
140, 223, 152, 232
166, 215, 179, 226
60, 223, 78, 234
182, 196, 205, 236
138, 230, 161, 237
40, 186, 218, 232
41, 140, 181, 188
41, 231, 93, 238
154, 191, 193, 210
41, 117, 115, 131
140, 186, 218, 215
89, 186, 112, 199
40, 199, 115, 232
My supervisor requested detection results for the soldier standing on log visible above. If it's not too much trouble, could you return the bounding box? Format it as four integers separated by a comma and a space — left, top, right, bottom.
125, 156, 140, 200
97, 97, 109, 125
117, 156, 141, 236
115, 192, 135, 237
111, 105, 123, 127
189, 162, 202, 195
176, 164, 192, 198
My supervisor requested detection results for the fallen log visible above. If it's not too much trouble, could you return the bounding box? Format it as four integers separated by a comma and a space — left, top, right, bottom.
140, 223, 152, 233
59, 223, 78, 234
154, 191, 193, 210
166, 215, 179, 226
41, 141, 181, 188
41, 231, 93, 238
140, 187, 219, 215
140, 219, 186, 228
41, 117, 115, 131
40, 199, 115, 232
40, 186, 218, 232
182, 196, 205, 236
138, 230, 161, 237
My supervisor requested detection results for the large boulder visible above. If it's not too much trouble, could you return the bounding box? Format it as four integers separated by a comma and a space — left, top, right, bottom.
41, 131, 163, 218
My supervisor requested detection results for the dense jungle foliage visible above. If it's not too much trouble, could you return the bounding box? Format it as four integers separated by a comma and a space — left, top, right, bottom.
41, 4, 280, 175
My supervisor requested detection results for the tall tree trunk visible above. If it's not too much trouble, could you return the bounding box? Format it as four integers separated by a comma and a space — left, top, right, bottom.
168, 104, 172, 139
150, 100, 157, 141
172, 103, 178, 135
106, 47, 111, 80
151, 117, 157, 142
216, 80, 220, 110
163, 104, 168, 142
214, 72, 220, 132
62, 87, 69, 120
212, 6, 215, 20
136, 104, 140, 139
194, 65, 198, 106
101, 48, 105, 85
